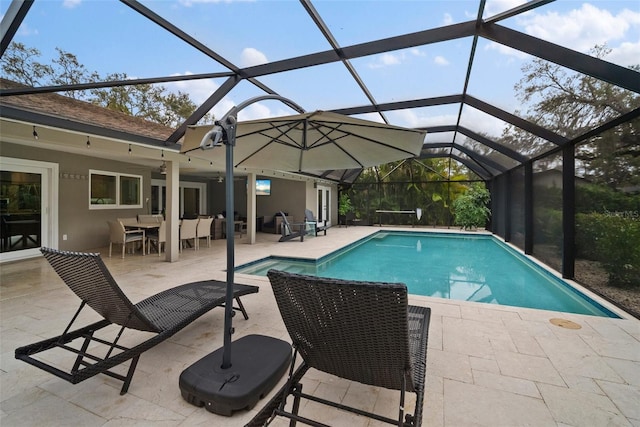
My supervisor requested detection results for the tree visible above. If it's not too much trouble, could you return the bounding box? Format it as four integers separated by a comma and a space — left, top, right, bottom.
501, 45, 640, 188
346, 157, 475, 227
452, 183, 490, 230
1, 42, 210, 128
0, 42, 53, 87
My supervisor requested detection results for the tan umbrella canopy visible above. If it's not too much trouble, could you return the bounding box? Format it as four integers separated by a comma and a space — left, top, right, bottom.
181, 110, 426, 173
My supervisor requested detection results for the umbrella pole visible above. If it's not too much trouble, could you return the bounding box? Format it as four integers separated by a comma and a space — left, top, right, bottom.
179, 101, 295, 417
222, 122, 235, 369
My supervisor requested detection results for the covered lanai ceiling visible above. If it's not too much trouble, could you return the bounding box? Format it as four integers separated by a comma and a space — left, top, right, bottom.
1, 0, 639, 184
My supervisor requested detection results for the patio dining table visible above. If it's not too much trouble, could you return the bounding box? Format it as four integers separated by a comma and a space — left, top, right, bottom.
120, 220, 160, 231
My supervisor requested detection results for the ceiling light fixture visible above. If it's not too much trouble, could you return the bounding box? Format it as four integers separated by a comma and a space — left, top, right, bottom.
188, 157, 191, 163
32, 126, 38, 140
128, 144, 132, 155
161, 150, 165, 158
218, 176, 223, 183
86, 136, 91, 148
159, 161, 167, 175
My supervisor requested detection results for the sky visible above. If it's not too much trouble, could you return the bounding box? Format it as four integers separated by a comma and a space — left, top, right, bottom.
2, 0, 639, 138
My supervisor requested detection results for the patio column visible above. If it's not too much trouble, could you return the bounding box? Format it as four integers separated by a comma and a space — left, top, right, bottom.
165, 160, 180, 262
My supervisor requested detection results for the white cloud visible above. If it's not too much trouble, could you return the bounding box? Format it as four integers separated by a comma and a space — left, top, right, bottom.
443, 13, 453, 26
482, 0, 527, 19
165, 72, 220, 104
517, 3, 640, 54
387, 109, 454, 129
380, 53, 402, 65
62, 0, 82, 9
484, 3, 640, 66
484, 42, 531, 60
237, 102, 272, 121
387, 108, 504, 138
211, 98, 238, 121
368, 52, 403, 69
608, 40, 640, 67
237, 103, 293, 121
164, 72, 299, 121
459, 107, 505, 137
351, 113, 385, 124
434, 56, 449, 66
367, 48, 426, 69
17, 24, 39, 37
240, 47, 268, 67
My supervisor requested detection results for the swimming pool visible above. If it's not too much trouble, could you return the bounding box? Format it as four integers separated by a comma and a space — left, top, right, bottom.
236, 231, 619, 318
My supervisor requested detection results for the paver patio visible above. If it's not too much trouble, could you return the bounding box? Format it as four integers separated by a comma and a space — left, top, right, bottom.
1, 227, 639, 426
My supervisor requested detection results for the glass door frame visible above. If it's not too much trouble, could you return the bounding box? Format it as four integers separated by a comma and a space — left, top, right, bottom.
151, 179, 207, 218
316, 185, 332, 226
0, 157, 59, 263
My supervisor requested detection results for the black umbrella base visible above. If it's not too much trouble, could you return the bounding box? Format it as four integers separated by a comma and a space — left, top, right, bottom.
179, 334, 292, 416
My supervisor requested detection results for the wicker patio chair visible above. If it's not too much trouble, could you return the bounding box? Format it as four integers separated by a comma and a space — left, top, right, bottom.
15, 248, 258, 395
247, 269, 431, 427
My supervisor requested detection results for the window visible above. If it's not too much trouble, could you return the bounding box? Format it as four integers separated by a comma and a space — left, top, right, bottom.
90, 170, 142, 209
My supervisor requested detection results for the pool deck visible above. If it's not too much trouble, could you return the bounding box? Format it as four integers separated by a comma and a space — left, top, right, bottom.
1, 226, 639, 426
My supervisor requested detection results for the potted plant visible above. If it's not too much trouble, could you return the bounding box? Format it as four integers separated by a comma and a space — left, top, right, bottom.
338, 193, 354, 226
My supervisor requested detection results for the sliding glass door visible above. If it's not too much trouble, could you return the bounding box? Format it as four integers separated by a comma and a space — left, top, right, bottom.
0, 157, 58, 262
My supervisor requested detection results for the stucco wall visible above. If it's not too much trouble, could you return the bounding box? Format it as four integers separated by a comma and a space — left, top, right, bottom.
2, 142, 152, 251
256, 177, 307, 223
2, 142, 339, 252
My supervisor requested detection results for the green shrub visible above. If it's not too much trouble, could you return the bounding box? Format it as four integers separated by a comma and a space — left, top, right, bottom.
575, 213, 604, 260
576, 183, 640, 214
534, 208, 563, 247
452, 183, 490, 230
576, 213, 640, 288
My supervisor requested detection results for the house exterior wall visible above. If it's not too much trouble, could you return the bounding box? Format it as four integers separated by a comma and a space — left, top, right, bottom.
256, 178, 307, 223
2, 142, 151, 252
2, 142, 338, 254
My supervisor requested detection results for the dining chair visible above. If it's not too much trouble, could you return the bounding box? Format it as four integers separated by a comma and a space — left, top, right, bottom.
196, 217, 214, 249
137, 214, 161, 224
117, 217, 138, 225
107, 220, 145, 258
147, 220, 166, 256
179, 219, 199, 252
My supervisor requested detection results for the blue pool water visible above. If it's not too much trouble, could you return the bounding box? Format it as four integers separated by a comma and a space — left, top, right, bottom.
236, 231, 619, 318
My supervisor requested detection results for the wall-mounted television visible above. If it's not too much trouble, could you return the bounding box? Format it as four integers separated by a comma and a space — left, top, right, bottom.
256, 179, 271, 196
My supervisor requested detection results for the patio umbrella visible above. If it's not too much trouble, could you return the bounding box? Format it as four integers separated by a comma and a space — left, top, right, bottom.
181, 110, 427, 172
178, 98, 426, 415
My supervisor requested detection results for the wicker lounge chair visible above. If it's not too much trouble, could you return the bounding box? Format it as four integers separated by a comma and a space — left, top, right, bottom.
15, 248, 258, 395
248, 269, 431, 427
